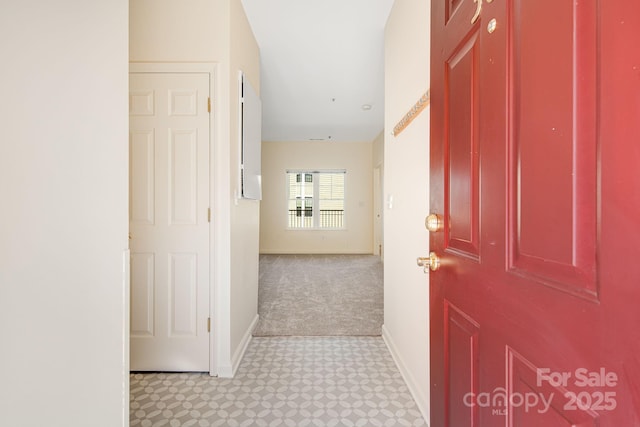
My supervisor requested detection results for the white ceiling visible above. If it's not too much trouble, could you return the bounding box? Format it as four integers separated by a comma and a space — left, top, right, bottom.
241, 0, 394, 143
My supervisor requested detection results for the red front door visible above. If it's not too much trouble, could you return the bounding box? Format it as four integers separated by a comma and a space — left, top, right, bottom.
429, 0, 640, 426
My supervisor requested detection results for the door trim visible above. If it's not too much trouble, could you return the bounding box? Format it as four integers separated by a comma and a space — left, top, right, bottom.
129, 62, 220, 376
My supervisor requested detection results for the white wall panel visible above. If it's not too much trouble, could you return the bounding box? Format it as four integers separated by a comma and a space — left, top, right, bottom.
131, 253, 155, 336
169, 90, 198, 116
169, 130, 198, 225
0, 1, 129, 425
169, 253, 198, 336
383, 0, 431, 421
130, 131, 155, 225
130, 91, 155, 116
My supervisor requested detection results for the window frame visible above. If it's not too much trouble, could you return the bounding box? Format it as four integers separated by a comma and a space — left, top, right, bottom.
286, 169, 346, 230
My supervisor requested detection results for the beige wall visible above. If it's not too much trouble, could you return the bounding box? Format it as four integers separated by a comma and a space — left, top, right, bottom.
383, 0, 431, 421
130, 0, 260, 376
260, 141, 374, 254
1, 1, 129, 426
228, 0, 261, 369
373, 130, 385, 167
130, 0, 227, 62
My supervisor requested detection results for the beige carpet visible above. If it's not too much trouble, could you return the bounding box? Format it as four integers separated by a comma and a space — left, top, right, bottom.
253, 254, 383, 336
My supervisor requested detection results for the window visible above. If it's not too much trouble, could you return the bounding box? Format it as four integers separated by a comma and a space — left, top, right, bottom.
287, 170, 345, 229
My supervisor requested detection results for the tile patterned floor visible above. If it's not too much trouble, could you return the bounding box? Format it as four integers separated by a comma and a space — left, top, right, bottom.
130, 336, 426, 427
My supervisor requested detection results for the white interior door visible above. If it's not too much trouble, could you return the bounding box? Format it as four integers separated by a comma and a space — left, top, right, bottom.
129, 72, 210, 371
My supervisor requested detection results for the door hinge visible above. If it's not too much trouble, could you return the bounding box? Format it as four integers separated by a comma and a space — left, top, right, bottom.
207, 208, 211, 222
207, 317, 211, 332
207, 97, 211, 113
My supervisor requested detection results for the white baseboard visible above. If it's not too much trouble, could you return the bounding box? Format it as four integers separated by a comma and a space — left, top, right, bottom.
382, 324, 430, 425
217, 314, 259, 378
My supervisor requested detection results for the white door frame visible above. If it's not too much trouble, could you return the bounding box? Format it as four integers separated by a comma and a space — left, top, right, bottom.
373, 164, 384, 259
129, 62, 221, 376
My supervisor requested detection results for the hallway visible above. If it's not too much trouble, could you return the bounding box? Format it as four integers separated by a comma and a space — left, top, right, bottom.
130, 336, 426, 426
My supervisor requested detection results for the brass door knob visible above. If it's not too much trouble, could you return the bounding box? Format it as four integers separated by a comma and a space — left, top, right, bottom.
425, 214, 443, 232
428, 252, 441, 272
417, 252, 442, 273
